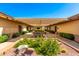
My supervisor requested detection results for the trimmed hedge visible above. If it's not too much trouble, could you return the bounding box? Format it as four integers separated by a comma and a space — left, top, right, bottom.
0, 35, 9, 43
15, 38, 60, 56
12, 31, 29, 38
12, 32, 21, 38
59, 32, 75, 40
20, 31, 28, 35
28, 30, 32, 32
2, 34, 10, 38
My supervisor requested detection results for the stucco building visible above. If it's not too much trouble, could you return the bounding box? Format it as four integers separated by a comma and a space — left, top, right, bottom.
48, 14, 79, 35
0, 12, 31, 36
47, 14, 79, 42
1, 12, 79, 42
16, 18, 64, 30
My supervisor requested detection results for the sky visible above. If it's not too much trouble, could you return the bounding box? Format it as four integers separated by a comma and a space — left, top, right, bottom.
0, 3, 79, 18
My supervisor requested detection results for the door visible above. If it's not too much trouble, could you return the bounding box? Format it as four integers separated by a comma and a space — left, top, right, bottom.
54, 26, 58, 33
18, 25, 22, 33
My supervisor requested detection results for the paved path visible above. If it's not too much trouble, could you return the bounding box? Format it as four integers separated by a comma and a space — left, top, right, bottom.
46, 32, 79, 49
57, 35, 79, 49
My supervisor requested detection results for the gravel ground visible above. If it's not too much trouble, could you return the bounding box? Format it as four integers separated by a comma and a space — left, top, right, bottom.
58, 42, 79, 56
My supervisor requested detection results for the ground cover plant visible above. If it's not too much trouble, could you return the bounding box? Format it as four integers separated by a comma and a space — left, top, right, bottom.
15, 37, 60, 56
59, 32, 75, 40
0, 34, 9, 43
12, 31, 29, 38
12, 32, 21, 38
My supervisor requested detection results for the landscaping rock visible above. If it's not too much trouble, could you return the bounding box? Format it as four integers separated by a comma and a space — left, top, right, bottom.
17, 45, 28, 50
14, 45, 36, 56
15, 48, 36, 56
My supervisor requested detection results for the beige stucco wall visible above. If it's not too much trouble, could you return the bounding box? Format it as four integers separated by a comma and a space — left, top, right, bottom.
56, 20, 79, 35
0, 18, 26, 34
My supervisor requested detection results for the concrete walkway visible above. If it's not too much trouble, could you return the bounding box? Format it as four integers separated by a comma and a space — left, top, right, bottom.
47, 32, 79, 49
57, 35, 79, 49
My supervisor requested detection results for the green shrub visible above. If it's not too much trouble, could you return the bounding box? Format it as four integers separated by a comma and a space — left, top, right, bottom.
20, 31, 28, 35
28, 30, 32, 32
59, 32, 75, 40
0, 35, 9, 43
2, 34, 10, 38
12, 32, 21, 38
15, 38, 60, 56
12, 31, 29, 38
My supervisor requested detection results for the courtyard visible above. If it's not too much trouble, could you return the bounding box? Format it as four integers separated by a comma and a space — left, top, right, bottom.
0, 12, 79, 56
0, 30, 79, 56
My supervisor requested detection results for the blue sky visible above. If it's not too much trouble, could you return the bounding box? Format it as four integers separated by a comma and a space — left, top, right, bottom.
0, 3, 79, 18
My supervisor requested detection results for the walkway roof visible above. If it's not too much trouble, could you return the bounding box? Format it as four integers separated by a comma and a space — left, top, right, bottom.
16, 18, 65, 26
0, 12, 31, 26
